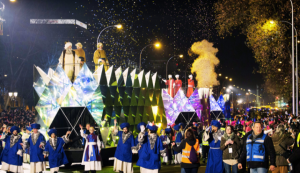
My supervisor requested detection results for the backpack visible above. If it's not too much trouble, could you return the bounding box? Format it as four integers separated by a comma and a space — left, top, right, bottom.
188, 144, 198, 163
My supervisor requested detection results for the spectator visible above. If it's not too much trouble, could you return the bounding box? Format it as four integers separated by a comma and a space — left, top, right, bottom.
220, 125, 240, 173
271, 124, 294, 173
172, 128, 200, 173
238, 121, 276, 173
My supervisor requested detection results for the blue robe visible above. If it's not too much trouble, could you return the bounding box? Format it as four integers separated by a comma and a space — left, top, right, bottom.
173, 131, 183, 154
136, 134, 164, 170
159, 135, 170, 157
205, 132, 224, 173
83, 133, 101, 162
114, 131, 135, 162
0, 135, 23, 166
135, 131, 148, 156
44, 137, 69, 168
27, 132, 46, 162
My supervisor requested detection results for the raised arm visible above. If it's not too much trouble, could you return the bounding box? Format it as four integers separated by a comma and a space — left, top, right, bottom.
112, 119, 119, 136
79, 124, 88, 139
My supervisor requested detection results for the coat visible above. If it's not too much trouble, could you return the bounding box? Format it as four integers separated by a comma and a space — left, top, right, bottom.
44, 137, 69, 168
93, 49, 109, 71
289, 132, 300, 172
136, 134, 165, 170
114, 131, 135, 162
271, 132, 294, 166
26, 132, 46, 162
220, 133, 241, 160
0, 134, 23, 166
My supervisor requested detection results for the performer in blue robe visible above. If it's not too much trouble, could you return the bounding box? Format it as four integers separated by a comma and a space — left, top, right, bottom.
79, 125, 102, 173
165, 127, 173, 164
0, 126, 23, 173
173, 123, 184, 164
136, 123, 166, 173
133, 122, 148, 154
113, 120, 135, 173
204, 120, 224, 173
43, 129, 71, 173
24, 123, 46, 173
22, 126, 31, 163
160, 128, 170, 165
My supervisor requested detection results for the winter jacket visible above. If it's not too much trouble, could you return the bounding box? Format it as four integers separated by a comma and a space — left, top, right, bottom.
238, 132, 276, 169
220, 133, 241, 160
289, 132, 300, 172
173, 138, 201, 168
271, 132, 294, 166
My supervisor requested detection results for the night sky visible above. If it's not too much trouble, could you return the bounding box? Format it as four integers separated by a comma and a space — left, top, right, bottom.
0, 0, 263, 104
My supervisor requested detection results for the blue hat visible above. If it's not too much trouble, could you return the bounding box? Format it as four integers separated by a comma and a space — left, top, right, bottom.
137, 122, 147, 132
10, 126, 20, 133
26, 126, 32, 132
211, 120, 221, 129
31, 123, 40, 129
47, 129, 57, 136
165, 128, 172, 134
148, 124, 158, 132
173, 124, 180, 131
120, 122, 130, 129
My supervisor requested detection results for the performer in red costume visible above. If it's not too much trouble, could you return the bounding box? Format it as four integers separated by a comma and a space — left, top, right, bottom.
174, 74, 182, 96
187, 74, 195, 97
162, 75, 175, 98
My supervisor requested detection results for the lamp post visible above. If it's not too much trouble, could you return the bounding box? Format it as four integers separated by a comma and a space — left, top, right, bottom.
8, 92, 18, 107
165, 54, 183, 79
271, 18, 297, 115
96, 24, 122, 44
139, 42, 161, 72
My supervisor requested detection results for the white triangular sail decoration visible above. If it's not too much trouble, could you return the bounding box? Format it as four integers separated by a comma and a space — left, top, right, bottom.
138, 70, 144, 87
130, 69, 136, 85
122, 68, 129, 86
93, 65, 104, 84
115, 67, 122, 84
105, 66, 113, 86
152, 72, 157, 88
145, 71, 151, 87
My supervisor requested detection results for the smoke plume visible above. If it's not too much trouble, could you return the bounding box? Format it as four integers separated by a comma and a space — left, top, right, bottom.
190, 40, 220, 87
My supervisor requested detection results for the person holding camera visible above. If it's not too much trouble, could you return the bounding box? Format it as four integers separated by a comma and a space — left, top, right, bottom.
220, 125, 240, 173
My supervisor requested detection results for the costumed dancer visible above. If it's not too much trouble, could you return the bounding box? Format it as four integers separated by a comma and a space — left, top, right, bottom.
186, 75, 195, 98
43, 129, 71, 173
113, 120, 135, 173
79, 124, 102, 173
174, 74, 182, 96
162, 75, 175, 98
24, 123, 46, 173
0, 126, 23, 173
203, 120, 224, 173
173, 123, 184, 164
160, 128, 170, 165
136, 123, 166, 173
58, 42, 81, 82
74, 42, 86, 68
93, 42, 109, 72
22, 126, 31, 163
134, 122, 147, 154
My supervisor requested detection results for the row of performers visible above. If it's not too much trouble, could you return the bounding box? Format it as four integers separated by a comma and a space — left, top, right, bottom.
162, 74, 195, 98
0, 121, 193, 173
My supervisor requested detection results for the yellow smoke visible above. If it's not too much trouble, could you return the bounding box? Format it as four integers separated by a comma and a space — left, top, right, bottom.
190, 40, 220, 87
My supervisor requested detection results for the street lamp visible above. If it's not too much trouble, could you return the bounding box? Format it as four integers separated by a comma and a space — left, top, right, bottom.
165, 54, 183, 79
219, 73, 222, 76
140, 42, 161, 72
9, 92, 18, 107
229, 78, 232, 81
270, 19, 297, 115
225, 76, 228, 79
96, 24, 122, 44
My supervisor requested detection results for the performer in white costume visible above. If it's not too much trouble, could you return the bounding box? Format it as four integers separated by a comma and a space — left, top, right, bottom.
58, 42, 81, 82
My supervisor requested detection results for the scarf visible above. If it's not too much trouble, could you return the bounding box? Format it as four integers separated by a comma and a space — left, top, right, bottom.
252, 131, 262, 140
223, 132, 235, 141
213, 129, 223, 143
